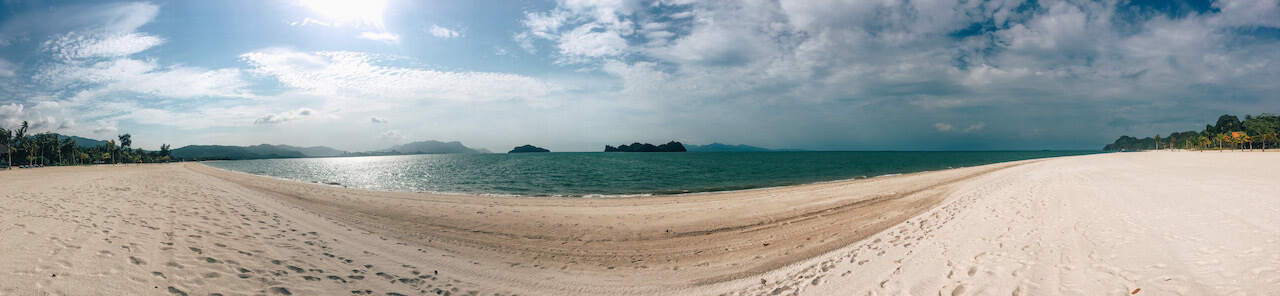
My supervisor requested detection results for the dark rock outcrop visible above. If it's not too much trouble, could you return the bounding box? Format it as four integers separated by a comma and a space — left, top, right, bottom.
604, 141, 687, 152
508, 145, 550, 153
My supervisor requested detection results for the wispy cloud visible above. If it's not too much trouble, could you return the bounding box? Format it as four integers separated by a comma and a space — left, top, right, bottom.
357, 31, 400, 43
369, 117, 388, 124
43, 31, 164, 61
379, 129, 409, 140
0, 58, 19, 77
935, 122, 987, 133
428, 25, 460, 39
241, 48, 551, 105
933, 122, 955, 132
91, 119, 117, 134
254, 107, 315, 125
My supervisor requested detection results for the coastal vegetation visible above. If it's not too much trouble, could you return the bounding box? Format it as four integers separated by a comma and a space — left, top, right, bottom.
1104, 114, 1280, 151
604, 141, 687, 152
0, 121, 172, 168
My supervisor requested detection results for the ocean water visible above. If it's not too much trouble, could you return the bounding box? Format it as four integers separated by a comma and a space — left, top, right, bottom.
203, 151, 1103, 197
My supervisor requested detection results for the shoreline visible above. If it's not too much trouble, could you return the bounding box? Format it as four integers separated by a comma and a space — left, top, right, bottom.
3, 151, 1277, 295
197, 150, 1104, 198
177, 156, 1053, 293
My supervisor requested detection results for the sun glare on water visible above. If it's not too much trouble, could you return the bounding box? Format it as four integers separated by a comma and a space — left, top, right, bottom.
300, 0, 388, 27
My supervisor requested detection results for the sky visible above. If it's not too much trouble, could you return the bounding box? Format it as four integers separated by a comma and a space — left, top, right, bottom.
0, 0, 1277, 152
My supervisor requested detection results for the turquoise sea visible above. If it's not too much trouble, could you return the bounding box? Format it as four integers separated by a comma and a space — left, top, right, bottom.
203, 151, 1103, 197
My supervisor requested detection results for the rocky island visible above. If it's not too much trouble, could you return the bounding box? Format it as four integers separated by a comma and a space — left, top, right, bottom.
604, 141, 687, 152
508, 145, 550, 153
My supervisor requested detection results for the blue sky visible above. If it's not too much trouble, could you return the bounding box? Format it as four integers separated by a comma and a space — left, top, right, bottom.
0, 0, 1277, 152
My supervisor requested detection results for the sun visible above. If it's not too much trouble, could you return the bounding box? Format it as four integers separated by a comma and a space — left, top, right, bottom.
300, 0, 388, 27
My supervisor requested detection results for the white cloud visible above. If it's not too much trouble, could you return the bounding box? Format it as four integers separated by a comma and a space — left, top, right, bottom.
43, 31, 164, 61
935, 122, 986, 133
254, 107, 316, 124
1211, 0, 1280, 28
241, 48, 551, 104
92, 120, 118, 134
0, 103, 24, 129
429, 25, 460, 39
357, 31, 400, 43
379, 129, 409, 140
369, 117, 388, 123
934, 122, 955, 132
25, 2, 250, 103
516, 1, 639, 61
37, 58, 251, 99
123, 105, 272, 130
964, 122, 986, 132
557, 24, 627, 59
0, 59, 17, 77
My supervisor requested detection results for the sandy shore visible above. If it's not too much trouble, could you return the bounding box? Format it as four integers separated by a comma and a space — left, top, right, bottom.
1, 151, 1277, 295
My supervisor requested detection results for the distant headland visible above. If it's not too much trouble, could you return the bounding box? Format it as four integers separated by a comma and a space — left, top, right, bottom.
1103, 113, 1278, 151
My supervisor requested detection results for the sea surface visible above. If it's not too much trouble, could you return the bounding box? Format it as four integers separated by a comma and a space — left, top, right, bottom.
204, 151, 1104, 197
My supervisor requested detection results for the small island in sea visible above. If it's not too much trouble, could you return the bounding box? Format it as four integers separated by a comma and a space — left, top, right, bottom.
508, 144, 550, 153
604, 141, 687, 152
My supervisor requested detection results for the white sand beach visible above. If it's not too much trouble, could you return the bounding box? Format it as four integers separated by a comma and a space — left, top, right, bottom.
1, 151, 1277, 295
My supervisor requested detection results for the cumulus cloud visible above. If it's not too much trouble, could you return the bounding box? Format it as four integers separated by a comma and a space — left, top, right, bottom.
0, 103, 24, 128
357, 31, 400, 43
557, 24, 627, 58
509, 0, 1280, 148
428, 25, 460, 39
515, 0, 639, 61
254, 108, 315, 124
241, 48, 551, 104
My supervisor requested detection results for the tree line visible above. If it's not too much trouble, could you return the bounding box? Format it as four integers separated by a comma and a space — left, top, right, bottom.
0, 121, 173, 168
1103, 114, 1280, 151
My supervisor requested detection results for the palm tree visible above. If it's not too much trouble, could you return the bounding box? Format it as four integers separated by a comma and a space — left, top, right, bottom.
9, 121, 27, 166
1241, 133, 1253, 151
23, 140, 37, 165
1198, 134, 1211, 152
0, 127, 9, 169
106, 140, 117, 165
1154, 134, 1161, 150
1262, 132, 1279, 151
60, 137, 76, 165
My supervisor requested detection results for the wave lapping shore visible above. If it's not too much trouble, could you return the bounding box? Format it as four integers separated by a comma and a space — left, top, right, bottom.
1, 152, 1277, 295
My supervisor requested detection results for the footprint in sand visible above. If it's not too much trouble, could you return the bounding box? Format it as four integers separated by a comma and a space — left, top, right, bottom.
129, 256, 147, 265
946, 283, 968, 296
